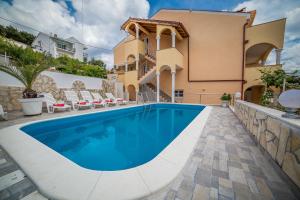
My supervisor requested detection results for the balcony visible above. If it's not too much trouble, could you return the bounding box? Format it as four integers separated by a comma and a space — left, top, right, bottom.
244, 64, 281, 90
124, 39, 145, 60
156, 48, 183, 71
56, 46, 76, 53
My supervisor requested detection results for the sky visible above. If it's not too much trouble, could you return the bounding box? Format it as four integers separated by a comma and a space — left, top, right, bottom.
0, 0, 299, 72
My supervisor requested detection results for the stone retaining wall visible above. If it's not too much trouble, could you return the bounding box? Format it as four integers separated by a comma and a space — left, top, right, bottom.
234, 100, 300, 188
0, 74, 116, 112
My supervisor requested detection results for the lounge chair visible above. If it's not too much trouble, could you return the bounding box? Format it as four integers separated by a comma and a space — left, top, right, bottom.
91, 92, 116, 106
0, 104, 8, 120
80, 91, 106, 108
64, 90, 92, 110
40, 93, 71, 113
105, 93, 128, 105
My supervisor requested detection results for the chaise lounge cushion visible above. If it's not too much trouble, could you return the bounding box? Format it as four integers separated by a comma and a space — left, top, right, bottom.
53, 103, 65, 107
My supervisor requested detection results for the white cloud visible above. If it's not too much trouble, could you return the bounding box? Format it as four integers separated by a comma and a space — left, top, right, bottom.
0, 0, 150, 68
234, 0, 300, 72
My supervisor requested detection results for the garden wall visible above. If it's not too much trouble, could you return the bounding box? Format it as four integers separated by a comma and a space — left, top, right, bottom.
0, 71, 123, 111
234, 100, 300, 188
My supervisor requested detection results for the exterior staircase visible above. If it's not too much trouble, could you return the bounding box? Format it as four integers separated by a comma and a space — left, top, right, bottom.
139, 51, 172, 102
138, 66, 157, 84
144, 53, 156, 64
140, 83, 171, 102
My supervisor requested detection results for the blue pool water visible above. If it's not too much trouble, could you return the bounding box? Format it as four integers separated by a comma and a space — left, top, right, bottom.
21, 104, 204, 171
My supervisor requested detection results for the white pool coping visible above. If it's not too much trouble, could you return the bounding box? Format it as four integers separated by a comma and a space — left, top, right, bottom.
0, 104, 212, 200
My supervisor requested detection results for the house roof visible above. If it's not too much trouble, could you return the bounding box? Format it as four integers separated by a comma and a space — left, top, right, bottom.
121, 17, 189, 38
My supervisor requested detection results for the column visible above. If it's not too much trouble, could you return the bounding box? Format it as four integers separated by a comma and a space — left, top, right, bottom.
171, 31, 176, 48
135, 25, 139, 39
275, 49, 282, 65
171, 70, 176, 103
136, 90, 139, 104
125, 62, 128, 72
156, 71, 160, 102
135, 59, 139, 71
156, 36, 160, 51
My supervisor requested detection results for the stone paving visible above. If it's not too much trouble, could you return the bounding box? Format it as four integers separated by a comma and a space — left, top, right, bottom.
0, 146, 47, 200
144, 107, 299, 200
0, 106, 299, 200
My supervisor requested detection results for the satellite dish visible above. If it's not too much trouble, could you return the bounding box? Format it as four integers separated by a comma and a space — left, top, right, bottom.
278, 89, 300, 119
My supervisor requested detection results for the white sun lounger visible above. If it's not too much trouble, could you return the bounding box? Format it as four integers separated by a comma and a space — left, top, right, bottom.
40, 93, 71, 113
64, 90, 92, 110
0, 104, 8, 120
105, 93, 128, 105
80, 91, 106, 108
91, 92, 116, 106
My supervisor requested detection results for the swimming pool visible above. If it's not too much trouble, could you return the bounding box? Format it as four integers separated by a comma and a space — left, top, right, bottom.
21, 104, 204, 171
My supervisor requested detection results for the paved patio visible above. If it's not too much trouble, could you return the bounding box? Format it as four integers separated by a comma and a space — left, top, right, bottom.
144, 107, 299, 200
0, 106, 299, 200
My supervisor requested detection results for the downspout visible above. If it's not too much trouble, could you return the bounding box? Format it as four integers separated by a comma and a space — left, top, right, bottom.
187, 36, 190, 81
241, 22, 248, 100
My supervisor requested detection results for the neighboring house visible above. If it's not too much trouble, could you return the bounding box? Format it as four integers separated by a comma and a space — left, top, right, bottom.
113, 9, 285, 104
32, 32, 88, 62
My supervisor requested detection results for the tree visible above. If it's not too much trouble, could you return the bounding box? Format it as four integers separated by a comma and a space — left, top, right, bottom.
259, 68, 300, 106
259, 68, 299, 90
55, 55, 107, 78
0, 25, 35, 45
0, 37, 53, 98
89, 57, 106, 68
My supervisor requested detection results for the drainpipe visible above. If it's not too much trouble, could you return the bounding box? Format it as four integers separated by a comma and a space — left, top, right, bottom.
241, 22, 248, 100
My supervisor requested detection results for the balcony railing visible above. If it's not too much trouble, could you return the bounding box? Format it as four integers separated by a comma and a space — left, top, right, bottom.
124, 39, 145, 59
156, 47, 183, 69
56, 46, 76, 53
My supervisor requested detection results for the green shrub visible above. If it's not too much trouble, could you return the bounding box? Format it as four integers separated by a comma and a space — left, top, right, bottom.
220, 93, 231, 101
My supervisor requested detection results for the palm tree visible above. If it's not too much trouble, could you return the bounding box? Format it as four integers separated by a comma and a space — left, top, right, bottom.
0, 37, 53, 98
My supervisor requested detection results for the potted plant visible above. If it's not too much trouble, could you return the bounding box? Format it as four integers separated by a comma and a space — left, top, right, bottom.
0, 38, 52, 115
220, 93, 231, 107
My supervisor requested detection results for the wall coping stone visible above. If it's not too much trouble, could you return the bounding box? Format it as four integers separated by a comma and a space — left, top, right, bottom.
236, 100, 300, 130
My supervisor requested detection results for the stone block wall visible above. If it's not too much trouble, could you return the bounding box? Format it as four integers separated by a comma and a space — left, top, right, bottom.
234, 100, 300, 188
0, 74, 116, 112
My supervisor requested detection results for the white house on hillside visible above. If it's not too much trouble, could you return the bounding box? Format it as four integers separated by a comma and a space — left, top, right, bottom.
32, 32, 87, 61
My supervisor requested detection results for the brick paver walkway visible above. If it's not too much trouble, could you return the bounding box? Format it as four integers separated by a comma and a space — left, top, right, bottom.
144, 107, 298, 200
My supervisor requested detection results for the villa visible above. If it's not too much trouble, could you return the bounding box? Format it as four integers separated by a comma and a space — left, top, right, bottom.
32, 32, 88, 62
113, 9, 285, 104
0, 6, 300, 200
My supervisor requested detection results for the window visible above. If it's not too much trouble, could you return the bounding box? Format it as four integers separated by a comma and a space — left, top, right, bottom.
175, 90, 184, 97
57, 43, 66, 50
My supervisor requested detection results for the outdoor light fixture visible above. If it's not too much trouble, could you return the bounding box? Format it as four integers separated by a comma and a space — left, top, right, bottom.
278, 89, 300, 119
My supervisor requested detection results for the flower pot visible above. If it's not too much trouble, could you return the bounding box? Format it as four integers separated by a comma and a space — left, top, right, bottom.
19, 98, 43, 116
221, 100, 229, 108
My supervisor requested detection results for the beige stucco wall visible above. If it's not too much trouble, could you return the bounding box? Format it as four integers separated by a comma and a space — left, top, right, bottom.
114, 10, 285, 104
152, 10, 247, 104
246, 19, 286, 50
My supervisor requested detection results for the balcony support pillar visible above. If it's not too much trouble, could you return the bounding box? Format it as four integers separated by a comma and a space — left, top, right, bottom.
171, 31, 176, 48
156, 71, 160, 102
135, 25, 139, 39
135, 59, 139, 70
156, 36, 160, 51
125, 62, 128, 72
171, 70, 176, 103
275, 48, 282, 65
